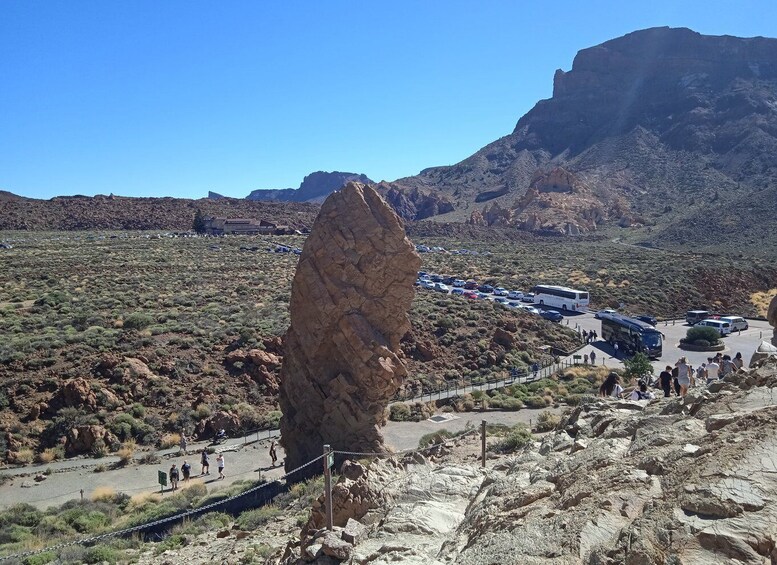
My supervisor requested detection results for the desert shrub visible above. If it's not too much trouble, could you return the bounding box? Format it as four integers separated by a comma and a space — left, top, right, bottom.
122, 312, 153, 330
138, 451, 161, 465
0, 503, 43, 529
14, 448, 35, 464
159, 433, 181, 450
535, 410, 561, 432
116, 440, 136, 465
91, 486, 117, 503
523, 395, 549, 409
694, 339, 711, 347
418, 429, 454, 449
84, 545, 122, 564
153, 533, 186, 555
490, 424, 532, 453
389, 404, 412, 421
235, 505, 283, 530
23, 551, 57, 565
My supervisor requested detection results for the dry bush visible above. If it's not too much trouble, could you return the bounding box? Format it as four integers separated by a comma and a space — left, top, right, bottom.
116, 440, 136, 465
92, 486, 117, 502
129, 492, 162, 509
159, 433, 181, 449
14, 448, 35, 464
36, 448, 57, 464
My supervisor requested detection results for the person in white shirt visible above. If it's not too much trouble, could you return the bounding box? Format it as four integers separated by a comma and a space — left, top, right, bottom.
599, 372, 623, 398
706, 357, 720, 384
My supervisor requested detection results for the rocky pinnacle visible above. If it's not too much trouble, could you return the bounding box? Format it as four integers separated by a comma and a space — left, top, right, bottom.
278, 182, 421, 472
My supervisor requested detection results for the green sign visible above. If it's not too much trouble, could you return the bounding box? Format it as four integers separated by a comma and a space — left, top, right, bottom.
326, 452, 334, 469
158, 470, 167, 487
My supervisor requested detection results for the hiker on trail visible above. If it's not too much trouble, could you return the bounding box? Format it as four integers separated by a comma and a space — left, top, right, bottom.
582, 330, 588, 343
201, 448, 210, 476
181, 461, 191, 482
217, 453, 225, 480
532, 362, 539, 378
269, 440, 278, 467
720, 355, 737, 378
659, 366, 673, 398
590, 350, 596, 365
584, 353, 589, 365
599, 372, 623, 398
169, 464, 180, 491
179, 432, 188, 455
675, 357, 691, 397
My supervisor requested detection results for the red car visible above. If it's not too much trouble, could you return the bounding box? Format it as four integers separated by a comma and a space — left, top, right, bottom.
463, 290, 478, 299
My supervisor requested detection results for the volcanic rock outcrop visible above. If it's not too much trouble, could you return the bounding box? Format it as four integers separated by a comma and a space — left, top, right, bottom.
278, 182, 421, 472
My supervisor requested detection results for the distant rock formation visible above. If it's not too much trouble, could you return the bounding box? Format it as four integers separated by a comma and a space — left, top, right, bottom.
278, 182, 421, 472
207, 191, 226, 199
378, 182, 455, 221
246, 171, 373, 203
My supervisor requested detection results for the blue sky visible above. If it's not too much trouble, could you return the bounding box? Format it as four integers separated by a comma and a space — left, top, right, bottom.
2, 1, 776, 199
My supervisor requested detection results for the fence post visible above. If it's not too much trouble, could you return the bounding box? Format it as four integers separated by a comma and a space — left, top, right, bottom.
80, 489, 84, 502
323, 444, 333, 531
481, 420, 486, 468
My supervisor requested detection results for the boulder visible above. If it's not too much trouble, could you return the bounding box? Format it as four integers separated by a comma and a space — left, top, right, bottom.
279, 183, 421, 471
195, 410, 240, 438
749, 340, 777, 368
65, 425, 118, 456
60, 377, 98, 411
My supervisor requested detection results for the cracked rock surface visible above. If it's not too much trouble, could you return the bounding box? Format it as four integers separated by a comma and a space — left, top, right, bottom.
279, 182, 421, 472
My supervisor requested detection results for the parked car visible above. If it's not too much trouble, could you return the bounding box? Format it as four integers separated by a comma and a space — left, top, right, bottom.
452, 279, 466, 287
451, 287, 465, 296
430, 274, 444, 283
463, 290, 478, 299
521, 292, 535, 303
634, 314, 657, 326
433, 283, 449, 293
476, 291, 490, 299
685, 310, 710, 325
719, 316, 748, 331
696, 318, 732, 336
442, 276, 456, 285
595, 308, 617, 319
523, 306, 540, 315
420, 281, 435, 290
507, 301, 522, 308
494, 297, 509, 304
417, 271, 428, 278
538, 309, 563, 322
464, 280, 479, 290
507, 290, 524, 300
478, 285, 494, 294
493, 287, 508, 296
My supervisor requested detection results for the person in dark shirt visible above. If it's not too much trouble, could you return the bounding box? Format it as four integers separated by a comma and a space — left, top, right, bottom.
659, 366, 673, 398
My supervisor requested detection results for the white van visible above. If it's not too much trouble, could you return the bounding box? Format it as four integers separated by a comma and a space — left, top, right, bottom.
686, 310, 710, 325
696, 319, 732, 336
719, 316, 748, 331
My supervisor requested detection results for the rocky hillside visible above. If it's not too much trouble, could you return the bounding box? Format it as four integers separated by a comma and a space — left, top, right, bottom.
245, 171, 374, 203
0, 193, 318, 231
392, 27, 777, 247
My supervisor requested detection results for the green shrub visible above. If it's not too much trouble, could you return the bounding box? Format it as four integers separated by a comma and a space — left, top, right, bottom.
490, 425, 532, 453
154, 533, 187, 555
389, 404, 412, 421
23, 551, 57, 565
418, 429, 454, 449
122, 312, 154, 330
694, 339, 711, 347
523, 395, 549, 409
235, 505, 283, 530
535, 410, 561, 432
84, 545, 122, 564
684, 326, 721, 344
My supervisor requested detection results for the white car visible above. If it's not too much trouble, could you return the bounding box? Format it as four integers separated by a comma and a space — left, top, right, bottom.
507, 290, 524, 300
493, 287, 508, 296
452, 279, 466, 287
433, 283, 450, 293
595, 308, 617, 319
420, 281, 435, 290
523, 306, 540, 315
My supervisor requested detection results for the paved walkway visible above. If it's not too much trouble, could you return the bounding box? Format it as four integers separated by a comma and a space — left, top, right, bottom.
0, 408, 555, 510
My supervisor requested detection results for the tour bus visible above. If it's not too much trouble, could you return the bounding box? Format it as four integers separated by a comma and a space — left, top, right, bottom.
599, 312, 663, 358
532, 285, 590, 311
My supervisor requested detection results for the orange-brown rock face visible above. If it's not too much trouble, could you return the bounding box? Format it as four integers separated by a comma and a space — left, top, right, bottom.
279, 183, 421, 472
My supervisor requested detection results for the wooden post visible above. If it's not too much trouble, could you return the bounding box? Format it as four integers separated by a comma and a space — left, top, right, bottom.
323, 444, 333, 531
481, 420, 486, 468
80, 489, 84, 502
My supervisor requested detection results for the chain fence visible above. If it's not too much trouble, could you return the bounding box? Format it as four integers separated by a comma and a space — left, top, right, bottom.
0, 419, 485, 562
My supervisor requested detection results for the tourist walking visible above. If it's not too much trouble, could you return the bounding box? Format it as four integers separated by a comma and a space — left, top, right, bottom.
179, 432, 188, 456
201, 448, 210, 476
659, 366, 673, 398
590, 350, 596, 365
706, 357, 720, 385
169, 464, 180, 491
720, 355, 737, 377
584, 353, 589, 365
217, 453, 225, 480
269, 440, 278, 467
676, 357, 691, 397
181, 460, 191, 483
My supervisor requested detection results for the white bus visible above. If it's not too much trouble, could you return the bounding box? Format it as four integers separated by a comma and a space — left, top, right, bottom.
532, 285, 590, 311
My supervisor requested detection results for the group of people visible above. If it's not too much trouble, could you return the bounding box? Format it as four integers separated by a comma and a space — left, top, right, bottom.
599, 352, 745, 401
582, 329, 598, 344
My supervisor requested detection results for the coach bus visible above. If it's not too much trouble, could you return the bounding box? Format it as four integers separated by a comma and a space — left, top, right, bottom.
599, 312, 663, 358
532, 285, 590, 311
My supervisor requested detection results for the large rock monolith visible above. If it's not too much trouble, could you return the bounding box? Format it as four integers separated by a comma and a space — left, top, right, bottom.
278, 182, 421, 473
769, 294, 777, 347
